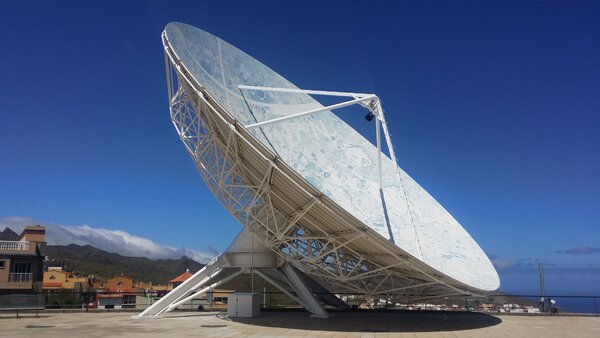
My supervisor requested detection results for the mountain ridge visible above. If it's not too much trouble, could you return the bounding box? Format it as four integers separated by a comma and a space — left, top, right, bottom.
45, 244, 205, 284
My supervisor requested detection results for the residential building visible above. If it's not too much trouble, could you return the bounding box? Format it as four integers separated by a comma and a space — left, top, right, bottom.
94, 274, 140, 309
0, 226, 46, 293
106, 274, 136, 293
91, 280, 107, 291
42, 268, 69, 290
42, 267, 91, 291
136, 281, 169, 295
168, 269, 193, 290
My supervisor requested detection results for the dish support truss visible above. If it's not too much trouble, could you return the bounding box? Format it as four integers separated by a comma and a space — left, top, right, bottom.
138, 31, 480, 319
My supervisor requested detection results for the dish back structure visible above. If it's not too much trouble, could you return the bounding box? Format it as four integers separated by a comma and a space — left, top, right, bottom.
138, 23, 499, 318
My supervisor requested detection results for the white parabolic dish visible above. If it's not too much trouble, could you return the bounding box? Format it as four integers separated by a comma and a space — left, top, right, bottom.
164, 22, 499, 294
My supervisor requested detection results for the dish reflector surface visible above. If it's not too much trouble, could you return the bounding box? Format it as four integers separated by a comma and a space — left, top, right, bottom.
165, 22, 499, 291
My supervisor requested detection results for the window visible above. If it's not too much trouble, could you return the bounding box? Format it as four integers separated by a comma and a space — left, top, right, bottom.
0, 261, 5, 269
12, 262, 31, 273
117, 281, 123, 286
123, 295, 136, 305
49, 275, 56, 280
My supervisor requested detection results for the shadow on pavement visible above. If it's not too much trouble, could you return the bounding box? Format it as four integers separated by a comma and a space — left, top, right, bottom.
226, 310, 502, 332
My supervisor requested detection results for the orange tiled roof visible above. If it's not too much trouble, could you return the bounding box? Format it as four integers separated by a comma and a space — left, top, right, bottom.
169, 270, 193, 283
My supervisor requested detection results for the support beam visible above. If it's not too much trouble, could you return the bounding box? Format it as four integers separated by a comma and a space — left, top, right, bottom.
238, 85, 372, 99
167, 268, 246, 310
137, 228, 336, 319
254, 269, 304, 306
281, 263, 330, 318
244, 95, 376, 130
376, 281, 439, 295
239, 84, 392, 213
137, 254, 230, 318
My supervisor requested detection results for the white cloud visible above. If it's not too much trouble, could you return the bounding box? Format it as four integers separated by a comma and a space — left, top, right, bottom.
0, 216, 216, 263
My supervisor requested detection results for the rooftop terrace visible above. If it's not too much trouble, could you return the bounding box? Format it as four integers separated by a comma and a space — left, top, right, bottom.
1, 310, 599, 337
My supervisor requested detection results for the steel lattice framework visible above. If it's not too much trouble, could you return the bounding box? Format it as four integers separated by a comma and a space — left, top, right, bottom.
161, 30, 481, 310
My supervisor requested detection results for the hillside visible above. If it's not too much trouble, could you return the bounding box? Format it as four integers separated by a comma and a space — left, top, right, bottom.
45, 244, 206, 284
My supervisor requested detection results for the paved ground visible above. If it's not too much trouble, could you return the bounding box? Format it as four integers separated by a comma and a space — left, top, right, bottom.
1, 310, 599, 337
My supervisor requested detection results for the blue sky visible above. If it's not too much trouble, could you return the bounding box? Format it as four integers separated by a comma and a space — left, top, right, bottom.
0, 1, 598, 294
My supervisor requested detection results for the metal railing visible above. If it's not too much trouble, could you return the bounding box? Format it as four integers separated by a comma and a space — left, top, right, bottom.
8, 273, 33, 283
0, 290, 597, 315
0, 240, 30, 251
0, 294, 45, 318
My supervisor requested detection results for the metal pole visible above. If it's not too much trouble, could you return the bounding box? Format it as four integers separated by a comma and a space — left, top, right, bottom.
238, 84, 373, 99
539, 262, 545, 312
251, 230, 254, 293
245, 95, 376, 129
376, 116, 382, 189
539, 263, 545, 297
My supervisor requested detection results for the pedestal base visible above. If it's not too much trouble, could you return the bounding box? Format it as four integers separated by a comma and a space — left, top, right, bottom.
137, 228, 346, 318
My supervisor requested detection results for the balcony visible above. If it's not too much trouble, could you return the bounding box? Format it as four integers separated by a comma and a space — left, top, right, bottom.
0, 240, 37, 255
0, 240, 30, 251
9, 273, 33, 283
0, 273, 33, 290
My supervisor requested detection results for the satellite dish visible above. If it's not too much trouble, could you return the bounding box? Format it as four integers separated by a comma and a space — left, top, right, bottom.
138, 22, 499, 318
